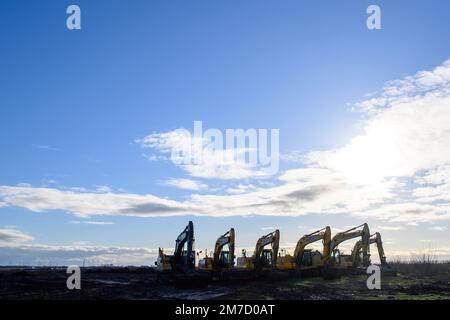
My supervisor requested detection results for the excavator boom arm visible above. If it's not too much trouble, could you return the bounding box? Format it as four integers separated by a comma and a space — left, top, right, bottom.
351, 232, 386, 266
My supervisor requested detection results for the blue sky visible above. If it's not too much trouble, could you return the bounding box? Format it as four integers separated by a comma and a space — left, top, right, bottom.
1, 0, 450, 265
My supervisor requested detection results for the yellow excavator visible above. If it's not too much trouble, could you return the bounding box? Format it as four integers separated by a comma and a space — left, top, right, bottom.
351, 232, 387, 267
237, 230, 280, 270
155, 221, 196, 272
198, 228, 235, 271
328, 223, 371, 268
277, 226, 331, 270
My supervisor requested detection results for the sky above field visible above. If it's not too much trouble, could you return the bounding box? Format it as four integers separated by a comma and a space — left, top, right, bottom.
1, 0, 450, 265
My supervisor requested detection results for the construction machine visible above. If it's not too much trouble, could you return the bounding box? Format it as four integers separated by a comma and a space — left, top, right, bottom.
351, 232, 387, 267
277, 226, 331, 270
156, 248, 172, 271
198, 228, 235, 271
237, 230, 280, 270
295, 226, 331, 268
155, 221, 196, 273
236, 249, 251, 269
328, 223, 370, 268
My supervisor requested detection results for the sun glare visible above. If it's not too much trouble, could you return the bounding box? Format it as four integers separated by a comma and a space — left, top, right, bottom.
329, 124, 402, 185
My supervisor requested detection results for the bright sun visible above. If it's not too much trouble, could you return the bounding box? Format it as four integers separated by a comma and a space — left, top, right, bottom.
329, 124, 402, 185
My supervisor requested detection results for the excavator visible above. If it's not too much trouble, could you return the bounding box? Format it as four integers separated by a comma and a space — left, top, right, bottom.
155, 221, 195, 272
351, 232, 387, 267
198, 228, 235, 271
237, 230, 280, 270
328, 223, 371, 268
277, 226, 331, 270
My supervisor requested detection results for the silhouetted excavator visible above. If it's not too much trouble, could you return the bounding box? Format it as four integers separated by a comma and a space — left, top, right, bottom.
198, 228, 235, 271
351, 232, 387, 267
237, 230, 280, 270
155, 221, 195, 273
277, 226, 331, 269
328, 223, 371, 267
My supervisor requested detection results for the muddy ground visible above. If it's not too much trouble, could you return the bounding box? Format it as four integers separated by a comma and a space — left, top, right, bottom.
0, 265, 448, 300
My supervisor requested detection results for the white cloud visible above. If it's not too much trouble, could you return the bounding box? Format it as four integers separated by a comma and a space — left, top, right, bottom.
188, 168, 396, 217
163, 178, 208, 191
279, 150, 307, 164
145, 154, 169, 161
69, 221, 115, 225
0, 185, 196, 217
136, 127, 272, 180
72, 241, 90, 246
428, 226, 448, 231
0, 175, 393, 218
376, 226, 405, 231
225, 184, 258, 194
361, 203, 450, 223
355, 59, 450, 113
32, 144, 61, 152
0, 174, 447, 222
261, 226, 279, 231
0, 243, 156, 266
415, 164, 450, 185
311, 92, 450, 184
0, 229, 34, 244
95, 185, 113, 193
413, 182, 450, 203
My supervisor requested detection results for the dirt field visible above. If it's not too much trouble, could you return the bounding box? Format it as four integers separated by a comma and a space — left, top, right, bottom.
0, 264, 448, 300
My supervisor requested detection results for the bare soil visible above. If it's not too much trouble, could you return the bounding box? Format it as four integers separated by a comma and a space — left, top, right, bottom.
0, 265, 448, 300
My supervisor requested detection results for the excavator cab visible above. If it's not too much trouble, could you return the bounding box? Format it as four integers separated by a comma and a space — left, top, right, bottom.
301, 249, 313, 266
299, 249, 323, 267
177, 250, 196, 267
332, 249, 356, 267
332, 249, 341, 264
260, 249, 274, 268
354, 250, 364, 266
218, 251, 231, 268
